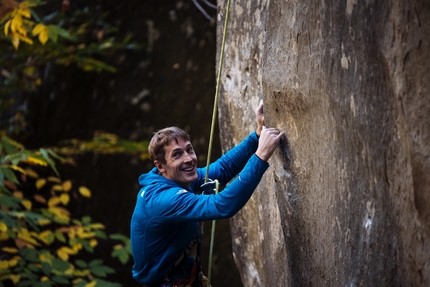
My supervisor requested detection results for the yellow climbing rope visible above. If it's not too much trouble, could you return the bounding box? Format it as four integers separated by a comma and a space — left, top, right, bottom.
204, 0, 232, 285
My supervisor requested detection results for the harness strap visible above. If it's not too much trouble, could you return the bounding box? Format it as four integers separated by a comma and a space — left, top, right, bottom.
194, 233, 202, 287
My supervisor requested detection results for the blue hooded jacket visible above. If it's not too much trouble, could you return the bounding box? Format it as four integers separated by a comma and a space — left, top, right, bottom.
130, 132, 269, 284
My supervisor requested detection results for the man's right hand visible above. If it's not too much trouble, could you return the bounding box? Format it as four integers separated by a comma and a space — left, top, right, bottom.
255, 126, 285, 162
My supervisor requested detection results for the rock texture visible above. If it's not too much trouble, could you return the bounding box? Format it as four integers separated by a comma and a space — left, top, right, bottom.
217, 0, 430, 286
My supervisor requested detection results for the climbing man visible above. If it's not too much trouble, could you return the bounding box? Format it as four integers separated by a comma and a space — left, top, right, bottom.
130, 100, 284, 287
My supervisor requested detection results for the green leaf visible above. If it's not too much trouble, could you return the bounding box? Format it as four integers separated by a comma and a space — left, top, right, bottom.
50, 258, 71, 272
90, 265, 114, 278
28, 264, 41, 272
0, 168, 4, 186
48, 25, 70, 39
94, 230, 107, 239
0, 194, 20, 209
80, 239, 94, 253
75, 259, 87, 268
19, 249, 39, 263
54, 231, 66, 243
47, 25, 58, 43
51, 275, 70, 285
109, 233, 129, 241
93, 279, 122, 287
81, 215, 91, 225
32, 281, 52, 287
46, 149, 65, 161
0, 167, 18, 184
89, 259, 103, 267
16, 280, 34, 287
112, 248, 129, 265
41, 262, 51, 276
1, 136, 21, 154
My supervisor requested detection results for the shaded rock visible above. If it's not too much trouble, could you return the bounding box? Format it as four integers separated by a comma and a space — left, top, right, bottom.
217, 0, 430, 286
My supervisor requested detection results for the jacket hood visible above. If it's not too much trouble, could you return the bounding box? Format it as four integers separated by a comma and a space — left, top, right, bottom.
138, 167, 196, 192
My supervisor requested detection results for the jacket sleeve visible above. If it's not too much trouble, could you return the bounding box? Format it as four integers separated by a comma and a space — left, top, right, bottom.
200, 132, 260, 186
152, 154, 269, 221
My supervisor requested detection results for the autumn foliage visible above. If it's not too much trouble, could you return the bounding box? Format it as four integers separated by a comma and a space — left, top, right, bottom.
0, 1, 142, 286
0, 135, 132, 287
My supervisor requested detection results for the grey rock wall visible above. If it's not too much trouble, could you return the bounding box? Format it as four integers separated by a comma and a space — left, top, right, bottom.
217, 0, 430, 286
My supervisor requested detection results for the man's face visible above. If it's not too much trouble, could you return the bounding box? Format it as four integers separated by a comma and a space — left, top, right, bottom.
155, 138, 198, 188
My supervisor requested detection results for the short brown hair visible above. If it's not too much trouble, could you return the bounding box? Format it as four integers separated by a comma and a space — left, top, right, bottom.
148, 127, 191, 163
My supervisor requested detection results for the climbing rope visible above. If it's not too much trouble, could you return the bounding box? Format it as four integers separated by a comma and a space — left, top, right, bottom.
204, 0, 232, 183
203, 0, 232, 285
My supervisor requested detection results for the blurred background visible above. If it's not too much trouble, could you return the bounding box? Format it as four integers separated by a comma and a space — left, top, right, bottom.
1, 0, 242, 286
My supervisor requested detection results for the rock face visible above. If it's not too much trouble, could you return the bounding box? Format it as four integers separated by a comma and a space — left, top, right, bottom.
217, 0, 430, 286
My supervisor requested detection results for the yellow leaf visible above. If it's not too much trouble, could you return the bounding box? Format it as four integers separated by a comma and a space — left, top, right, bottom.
59, 246, 77, 255
16, 23, 27, 36
38, 28, 48, 45
72, 242, 82, 252
49, 206, 70, 222
48, 196, 61, 207
0, 260, 9, 268
25, 168, 39, 178
62, 180, 72, 192
4, 274, 20, 284
1, 247, 18, 253
57, 250, 68, 261
41, 276, 49, 282
39, 230, 55, 245
39, 252, 54, 264
85, 280, 97, 287
17, 33, 33, 45
17, 7, 31, 18
79, 186, 91, 198
34, 194, 47, 204
89, 238, 98, 248
8, 256, 19, 267
76, 230, 95, 239
17, 229, 39, 246
21, 199, 32, 210
11, 36, 19, 49
36, 178, 46, 190
13, 191, 23, 198
38, 218, 51, 225
10, 15, 21, 34
0, 222, 7, 232
60, 193, 70, 205
9, 165, 26, 174
0, 232, 9, 241
89, 223, 105, 229
52, 184, 64, 192
32, 23, 44, 35
24, 156, 47, 166
65, 265, 75, 275
4, 20, 11, 35
48, 177, 61, 183
113, 244, 122, 250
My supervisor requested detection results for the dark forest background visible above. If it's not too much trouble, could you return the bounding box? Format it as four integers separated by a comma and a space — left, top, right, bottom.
1, 0, 242, 286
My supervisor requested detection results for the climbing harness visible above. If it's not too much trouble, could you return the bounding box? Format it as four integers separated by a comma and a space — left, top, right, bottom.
200, 0, 232, 285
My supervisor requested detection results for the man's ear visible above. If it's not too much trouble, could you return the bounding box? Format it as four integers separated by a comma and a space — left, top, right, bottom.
154, 160, 165, 173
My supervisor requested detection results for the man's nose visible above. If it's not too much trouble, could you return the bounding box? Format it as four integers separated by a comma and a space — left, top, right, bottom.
183, 153, 194, 162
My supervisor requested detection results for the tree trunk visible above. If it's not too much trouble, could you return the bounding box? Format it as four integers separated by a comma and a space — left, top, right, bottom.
217, 0, 430, 286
